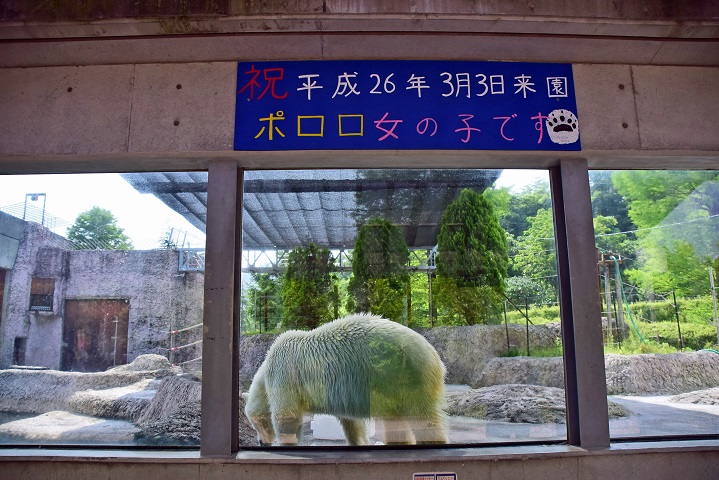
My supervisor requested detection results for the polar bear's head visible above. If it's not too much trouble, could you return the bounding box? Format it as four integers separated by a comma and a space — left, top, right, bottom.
244, 371, 275, 445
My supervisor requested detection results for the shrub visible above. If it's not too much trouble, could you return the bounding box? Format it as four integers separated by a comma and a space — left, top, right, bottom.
282, 243, 337, 330
435, 189, 509, 325
348, 217, 409, 322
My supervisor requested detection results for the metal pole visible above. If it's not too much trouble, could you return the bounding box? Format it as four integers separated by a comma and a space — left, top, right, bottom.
169, 317, 175, 365
614, 260, 625, 341
525, 296, 530, 356
263, 292, 268, 332
604, 263, 613, 341
503, 300, 510, 351
710, 266, 719, 347
112, 316, 119, 367
672, 290, 684, 351
428, 270, 434, 328
40, 194, 46, 226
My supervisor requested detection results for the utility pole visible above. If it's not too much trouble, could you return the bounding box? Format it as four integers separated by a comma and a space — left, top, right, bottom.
710, 266, 719, 347
604, 262, 613, 340
613, 254, 625, 340
598, 252, 624, 342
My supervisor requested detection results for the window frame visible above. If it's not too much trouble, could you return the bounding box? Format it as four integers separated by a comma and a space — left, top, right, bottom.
1, 155, 715, 457
196, 157, 609, 456
28, 277, 55, 312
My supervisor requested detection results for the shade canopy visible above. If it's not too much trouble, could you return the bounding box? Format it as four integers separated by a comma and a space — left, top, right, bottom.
121, 169, 501, 250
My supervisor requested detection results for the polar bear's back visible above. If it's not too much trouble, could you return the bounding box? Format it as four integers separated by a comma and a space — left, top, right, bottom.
262, 314, 445, 418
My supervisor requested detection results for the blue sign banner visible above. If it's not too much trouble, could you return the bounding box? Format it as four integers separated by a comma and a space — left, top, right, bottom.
234, 60, 580, 151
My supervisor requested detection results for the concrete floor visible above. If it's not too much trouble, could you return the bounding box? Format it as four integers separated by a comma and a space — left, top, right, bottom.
1, 394, 718, 446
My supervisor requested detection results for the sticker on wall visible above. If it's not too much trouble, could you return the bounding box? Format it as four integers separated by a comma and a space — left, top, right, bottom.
234, 60, 581, 152
546, 109, 580, 144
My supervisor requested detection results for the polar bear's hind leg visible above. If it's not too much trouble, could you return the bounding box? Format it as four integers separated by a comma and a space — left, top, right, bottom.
339, 418, 369, 445
410, 414, 449, 444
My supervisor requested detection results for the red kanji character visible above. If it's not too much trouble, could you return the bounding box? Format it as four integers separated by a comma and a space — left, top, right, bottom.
238, 66, 288, 100
238, 65, 262, 99
259, 68, 288, 100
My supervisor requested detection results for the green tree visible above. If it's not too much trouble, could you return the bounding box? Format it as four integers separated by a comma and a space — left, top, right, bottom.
593, 214, 635, 263
486, 181, 551, 278
589, 171, 635, 234
511, 208, 557, 291
613, 171, 719, 296
435, 189, 509, 325
613, 171, 719, 230
348, 217, 409, 323
500, 180, 551, 239
281, 243, 336, 330
512, 209, 634, 300
243, 273, 283, 333
505, 276, 557, 306
67, 206, 133, 250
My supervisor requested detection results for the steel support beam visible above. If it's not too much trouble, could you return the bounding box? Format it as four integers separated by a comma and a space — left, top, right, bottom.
200, 160, 243, 457
550, 159, 610, 449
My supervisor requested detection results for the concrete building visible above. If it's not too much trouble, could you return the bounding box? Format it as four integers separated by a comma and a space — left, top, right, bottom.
1, 1, 718, 479
0, 211, 204, 372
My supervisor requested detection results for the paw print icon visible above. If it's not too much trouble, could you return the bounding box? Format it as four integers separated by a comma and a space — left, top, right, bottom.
546, 109, 579, 144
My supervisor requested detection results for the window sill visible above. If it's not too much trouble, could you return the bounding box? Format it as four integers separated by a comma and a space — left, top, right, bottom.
1, 439, 717, 464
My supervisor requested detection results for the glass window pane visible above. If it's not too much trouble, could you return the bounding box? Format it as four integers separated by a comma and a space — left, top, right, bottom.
589, 170, 719, 439
0, 172, 206, 447
239, 168, 566, 447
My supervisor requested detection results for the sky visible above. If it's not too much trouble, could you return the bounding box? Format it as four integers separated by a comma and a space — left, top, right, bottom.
0, 169, 546, 249
0, 173, 206, 250
494, 169, 547, 191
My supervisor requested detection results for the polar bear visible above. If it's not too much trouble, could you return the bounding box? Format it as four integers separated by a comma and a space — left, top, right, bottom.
244, 313, 448, 446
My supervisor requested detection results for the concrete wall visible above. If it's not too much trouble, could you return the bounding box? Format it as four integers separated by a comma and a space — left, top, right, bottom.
0, 211, 24, 270
2, 1, 717, 22
2, 443, 719, 480
0, 221, 72, 368
0, 218, 204, 370
63, 249, 205, 364
1, 63, 718, 162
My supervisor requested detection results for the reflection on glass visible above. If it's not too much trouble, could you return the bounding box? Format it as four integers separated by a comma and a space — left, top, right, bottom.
0, 172, 206, 446
239, 169, 566, 446
589, 170, 719, 439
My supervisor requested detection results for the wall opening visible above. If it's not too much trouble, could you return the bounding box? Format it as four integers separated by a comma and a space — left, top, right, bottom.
13, 336, 27, 365
61, 299, 129, 372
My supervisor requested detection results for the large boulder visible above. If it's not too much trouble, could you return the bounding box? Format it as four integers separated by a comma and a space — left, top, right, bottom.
445, 384, 627, 424
480, 356, 564, 389
66, 379, 159, 421
239, 334, 277, 389
133, 374, 257, 446
479, 351, 719, 395
0, 354, 181, 414
411, 324, 559, 387
134, 374, 202, 445
670, 387, 719, 405
605, 351, 719, 395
